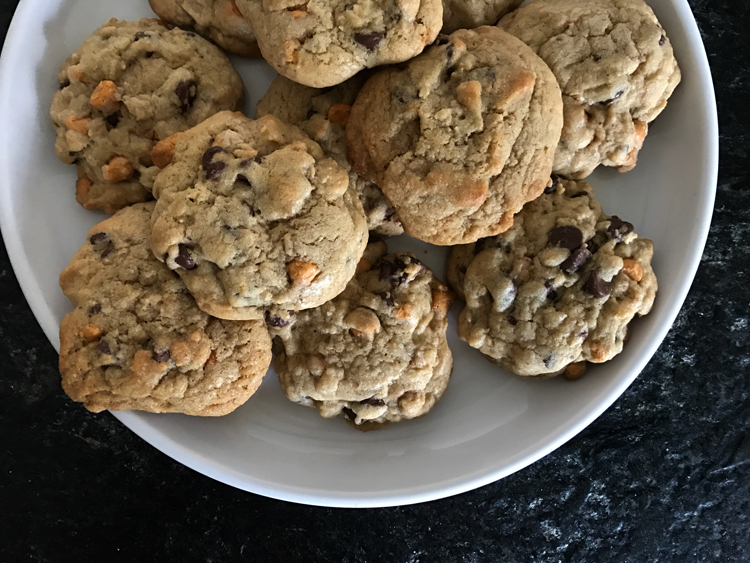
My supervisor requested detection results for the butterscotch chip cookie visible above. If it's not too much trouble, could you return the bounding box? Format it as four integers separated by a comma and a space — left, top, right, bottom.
442, 0, 522, 34
499, 0, 681, 179
59, 202, 272, 416
346, 27, 563, 245
150, 112, 368, 320
50, 18, 244, 215
274, 242, 454, 427
256, 74, 403, 236
451, 177, 657, 376
149, 0, 261, 57
235, 0, 442, 88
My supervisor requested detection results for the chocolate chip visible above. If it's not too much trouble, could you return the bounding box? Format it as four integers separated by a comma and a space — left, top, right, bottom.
583, 270, 611, 298
508, 314, 518, 326
560, 245, 591, 273
434, 34, 450, 46
97, 340, 110, 355
659, 35, 666, 46
342, 407, 357, 421
105, 112, 121, 129
175, 244, 196, 270
152, 349, 170, 363
59, 80, 70, 90
544, 279, 558, 300
360, 398, 385, 407
89, 304, 101, 315
543, 355, 555, 368
202, 146, 226, 180
587, 240, 600, 255
384, 207, 396, 219
548, 226, 583, 251
264, 310, 292, 328
378, 292, 394, 307
134, 31, 149, 41
89, 232, 108, 245
544, 174, 562, 194
354, 32, 384, 51
607, 216, 634, 242
174, 79, 197, 112
379, 260, 396, 281
100, 242, 115, 259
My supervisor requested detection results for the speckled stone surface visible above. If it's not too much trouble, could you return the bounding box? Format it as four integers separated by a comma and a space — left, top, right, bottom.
1, 0, 748, 560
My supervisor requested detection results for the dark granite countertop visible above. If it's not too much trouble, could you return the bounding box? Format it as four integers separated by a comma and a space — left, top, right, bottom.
1, 0, 748, 561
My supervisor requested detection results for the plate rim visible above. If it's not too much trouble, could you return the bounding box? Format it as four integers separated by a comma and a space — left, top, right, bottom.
0, 0, 718, 507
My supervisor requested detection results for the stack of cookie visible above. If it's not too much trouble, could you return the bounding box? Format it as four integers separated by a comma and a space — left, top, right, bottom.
52, 0, 680, 429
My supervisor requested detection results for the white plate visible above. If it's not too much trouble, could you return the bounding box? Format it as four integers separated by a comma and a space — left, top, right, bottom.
0, 0, 717, 507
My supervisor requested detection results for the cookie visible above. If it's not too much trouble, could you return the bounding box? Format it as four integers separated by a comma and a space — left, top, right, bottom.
451, 177, 657, 377
150, 111, 369, 321
234, 0, 442, 88
499, 0, 681, 179
58, 202, 272, 416
273, 241, 454, 428
148, 0, 261, 57
256, 74, 403, 236
50, 18, 244, 215
346, 27, 563, 245
442, 0, 522, 34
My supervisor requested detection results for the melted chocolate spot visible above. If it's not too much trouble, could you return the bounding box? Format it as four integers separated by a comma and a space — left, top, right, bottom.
360, 398, 385, 407
134, 31, 149, 41
202, 146, 226, 180
97, 340, 111, 355
89, 232, 108, 245
548, 226, 584, 251
264, 310, 292, 328
175, 244, 196, 270
607, 216, 634, 242
587, 240, 600, 255
152, 349, 170, 363
560, 245, 591, 273
384, 207, 396, 219
508, 314, 518, 326
174, 79, 197, 112
583, 270, 612, 298
378, 292, 394, 307
354, 32, 384, 51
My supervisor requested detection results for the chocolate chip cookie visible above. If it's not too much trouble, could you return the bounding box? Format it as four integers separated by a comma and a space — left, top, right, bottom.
273, 241, 454, 428
59, 202, 272, 415
235, 0, 442, 88
149, 0, 261, 57
347, 26, 563, 245
442, 0, 522, 34
499, 0, 681, 179
450, 176, 657, 377
256, 74, 403, 236
50, 18, 244, 215
150, 111, 368, 320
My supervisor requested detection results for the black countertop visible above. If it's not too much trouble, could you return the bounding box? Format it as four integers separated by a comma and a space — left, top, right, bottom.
1, 0, 748, 561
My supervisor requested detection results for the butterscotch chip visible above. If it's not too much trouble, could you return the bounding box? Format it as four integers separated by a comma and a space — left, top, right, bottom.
288, 261, 319, 286
90, 80, 122, 113
151, 133, 182, 168
622, 259, 644, 282
65, 116, 90, 135
102, 157, 134, 183
275, 245, 453, 428
58, 202, 272, 416
327, 104, 351, 125
431, 286, 454, 315
563, 361, 587, 381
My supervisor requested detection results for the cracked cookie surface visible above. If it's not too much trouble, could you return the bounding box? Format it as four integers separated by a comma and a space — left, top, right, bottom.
441, 0, 522, 34
499, 0, 681, 179
256, 74, 403, 236
150, 112, 368, 320
50, 18, 244, 215
149, 0, 261, 57
59, 202, 272, 415
346, 27, 563, 245
273, 241, 453, 428
235, 0, 442, 87
450, 177, 657, 377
